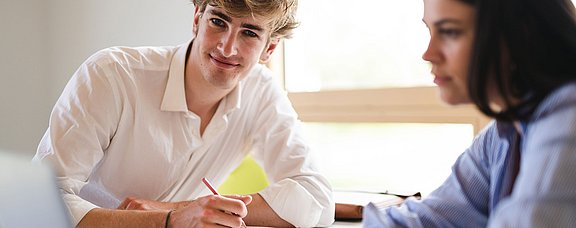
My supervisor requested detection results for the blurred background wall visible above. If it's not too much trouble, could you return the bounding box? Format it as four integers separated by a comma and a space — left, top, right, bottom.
0, 0, 193, 157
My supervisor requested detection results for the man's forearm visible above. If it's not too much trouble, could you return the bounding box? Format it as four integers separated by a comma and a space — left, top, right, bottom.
78, 208, 169, 228
244, 194, 293, 227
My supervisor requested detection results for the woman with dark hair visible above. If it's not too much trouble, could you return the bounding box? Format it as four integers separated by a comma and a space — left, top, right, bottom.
364, 0, 576, 227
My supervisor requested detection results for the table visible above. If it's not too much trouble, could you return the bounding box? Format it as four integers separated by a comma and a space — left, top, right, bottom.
331, 221, 363, 227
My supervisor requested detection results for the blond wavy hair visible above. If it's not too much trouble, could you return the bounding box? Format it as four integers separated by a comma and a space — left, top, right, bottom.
191, 0, 299, 39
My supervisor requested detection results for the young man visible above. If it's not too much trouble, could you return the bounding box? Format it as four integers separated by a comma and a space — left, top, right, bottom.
34, 0, 335, 227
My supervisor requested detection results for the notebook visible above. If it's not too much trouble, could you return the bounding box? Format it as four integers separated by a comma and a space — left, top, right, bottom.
0, 152, 73, 228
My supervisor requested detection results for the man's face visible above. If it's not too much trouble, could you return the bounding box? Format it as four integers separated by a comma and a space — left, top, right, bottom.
190, 4, 278, 90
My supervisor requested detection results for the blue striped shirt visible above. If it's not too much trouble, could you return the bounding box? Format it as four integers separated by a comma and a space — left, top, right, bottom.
364, 83, 576, 227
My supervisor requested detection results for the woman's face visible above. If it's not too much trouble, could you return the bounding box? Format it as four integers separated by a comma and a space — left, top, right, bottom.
422, 0, 476, 105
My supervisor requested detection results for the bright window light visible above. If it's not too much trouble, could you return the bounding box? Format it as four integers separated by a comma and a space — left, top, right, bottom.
284, 0, 432, 92
279, 0, 490, 196
302, 123, 473, 196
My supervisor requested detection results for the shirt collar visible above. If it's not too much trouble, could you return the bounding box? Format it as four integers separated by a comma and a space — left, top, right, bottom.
161, 40, 191, 112
496, 83, 576, 138
495, 120, 527, 139
223, 80, 242, 115
160, 39, 243, 115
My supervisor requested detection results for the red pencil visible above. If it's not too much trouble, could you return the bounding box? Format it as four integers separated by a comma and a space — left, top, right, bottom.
202, 177, 220, 195
202, 177, 246, 227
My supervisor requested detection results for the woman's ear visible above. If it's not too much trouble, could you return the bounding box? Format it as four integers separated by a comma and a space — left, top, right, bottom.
259, 38, 280, 63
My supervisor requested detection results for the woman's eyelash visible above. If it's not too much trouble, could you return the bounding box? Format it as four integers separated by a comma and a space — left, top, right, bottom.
438, 28, 462, 37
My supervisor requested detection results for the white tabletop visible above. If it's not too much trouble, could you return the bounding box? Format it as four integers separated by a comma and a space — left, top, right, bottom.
331, 221, 363, 227
248, 221, 362, 228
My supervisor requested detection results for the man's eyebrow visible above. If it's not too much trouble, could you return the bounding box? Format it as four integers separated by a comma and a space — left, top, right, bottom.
241, 23, 264, 32
208, 9, 232, 22
208, 8, 265, 32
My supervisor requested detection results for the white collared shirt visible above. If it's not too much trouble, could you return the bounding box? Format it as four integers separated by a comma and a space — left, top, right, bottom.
34, 41, 335, 227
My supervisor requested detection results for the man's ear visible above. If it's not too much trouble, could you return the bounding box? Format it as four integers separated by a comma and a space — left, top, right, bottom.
259, 38, 280, 63
192, 6, 202, 35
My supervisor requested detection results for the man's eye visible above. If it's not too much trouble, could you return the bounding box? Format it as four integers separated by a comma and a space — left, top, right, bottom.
210, 18, 225, 27
243, 30, 258, 38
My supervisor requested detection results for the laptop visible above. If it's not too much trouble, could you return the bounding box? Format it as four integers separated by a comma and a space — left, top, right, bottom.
0, 152, 73, 228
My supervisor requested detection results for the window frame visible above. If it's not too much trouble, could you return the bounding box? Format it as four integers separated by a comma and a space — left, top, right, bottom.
269, 41, 491, 134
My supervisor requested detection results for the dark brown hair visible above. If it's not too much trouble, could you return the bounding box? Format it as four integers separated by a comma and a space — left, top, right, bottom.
463, 0, 576, 121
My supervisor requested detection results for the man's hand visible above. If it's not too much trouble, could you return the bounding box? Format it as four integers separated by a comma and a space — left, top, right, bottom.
118, 195, 252, 227
169, 194, 252, 227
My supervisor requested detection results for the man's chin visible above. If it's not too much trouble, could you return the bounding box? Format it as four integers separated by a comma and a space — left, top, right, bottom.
207, 77, 240, 90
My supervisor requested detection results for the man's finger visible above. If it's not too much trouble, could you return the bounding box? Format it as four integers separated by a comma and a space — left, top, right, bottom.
117, 197, 134, 209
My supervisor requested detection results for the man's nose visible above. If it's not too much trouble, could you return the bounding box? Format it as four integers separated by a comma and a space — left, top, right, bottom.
217, 31, 239, 57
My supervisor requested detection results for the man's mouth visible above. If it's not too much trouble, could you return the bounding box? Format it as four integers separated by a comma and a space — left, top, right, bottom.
210, 54, 240, 69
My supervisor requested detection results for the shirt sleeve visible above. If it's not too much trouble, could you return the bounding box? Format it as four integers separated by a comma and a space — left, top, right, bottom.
250, 75, 335, 227
487, 103, 576, 227
33, 53, 121, 226
363, 122, 498, 228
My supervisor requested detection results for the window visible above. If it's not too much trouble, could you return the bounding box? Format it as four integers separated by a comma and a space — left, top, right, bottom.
303, 123, 473, 195
269, 0, 491, 196
283, 0, 430, 92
